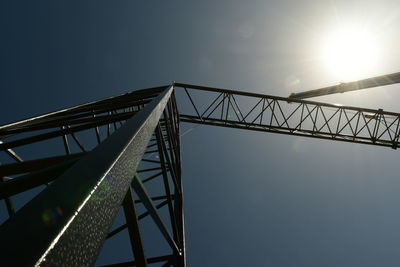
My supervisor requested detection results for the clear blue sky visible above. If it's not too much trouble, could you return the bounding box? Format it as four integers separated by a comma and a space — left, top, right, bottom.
2, 1, 400, 266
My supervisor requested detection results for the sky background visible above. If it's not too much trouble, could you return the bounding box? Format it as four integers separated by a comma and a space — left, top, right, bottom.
2, 1, 400, 266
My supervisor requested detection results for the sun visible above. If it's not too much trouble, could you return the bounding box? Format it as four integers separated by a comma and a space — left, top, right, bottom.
320, 27, 380, 81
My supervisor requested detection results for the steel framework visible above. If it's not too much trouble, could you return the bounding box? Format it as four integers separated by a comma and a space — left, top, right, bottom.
1, 83, 400, 266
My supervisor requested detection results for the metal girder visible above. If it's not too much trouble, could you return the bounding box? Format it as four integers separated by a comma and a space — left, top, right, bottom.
106, 200, 170, 239
0, 153, 85, 176
105, 104, 184, 266
0, 113, 136, 150
289, 71, 400, 99
155, 124, 179, 245
122, 187, 147, 267
132, 175, 180, 255
1, 80, 400, 267
175, 83, 400, 149
0, 85, 173, 266
0, 159, 79, 199
0, 86, 165, 137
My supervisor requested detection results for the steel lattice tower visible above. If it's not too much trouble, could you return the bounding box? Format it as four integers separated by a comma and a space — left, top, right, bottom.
1, 80, 400, 266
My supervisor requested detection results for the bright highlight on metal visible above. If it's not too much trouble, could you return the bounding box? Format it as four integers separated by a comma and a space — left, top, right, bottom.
0, 76, 400, 266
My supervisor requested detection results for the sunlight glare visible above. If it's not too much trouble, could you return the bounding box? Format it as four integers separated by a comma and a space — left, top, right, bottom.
321, 28, 380, 81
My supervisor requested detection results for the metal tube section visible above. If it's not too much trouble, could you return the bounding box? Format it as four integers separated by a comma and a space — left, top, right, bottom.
180, 115, 399, 149
132, 175, 181, 255
61, 126, 71, 155
0, 140, 23, 162
0, 85, 173, 266
175, 83, 400, 116
0, 86, 166, 135
0, 153, 85, 176
289, 71, 400, 99
155, 124, 179, 244
122, 187, 147, 267
106, 200, 170, 240
0, 159, 79, 199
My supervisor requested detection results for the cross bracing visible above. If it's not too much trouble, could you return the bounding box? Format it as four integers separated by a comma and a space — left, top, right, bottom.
0, 83, 399, 266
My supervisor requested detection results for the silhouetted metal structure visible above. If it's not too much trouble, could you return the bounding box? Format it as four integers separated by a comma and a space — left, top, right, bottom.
1, 81, 400, 266
289, 71, 400, 99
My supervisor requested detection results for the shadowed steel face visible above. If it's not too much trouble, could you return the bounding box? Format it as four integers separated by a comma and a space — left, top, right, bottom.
0, 86, 173, 266
1, 81, 400, 266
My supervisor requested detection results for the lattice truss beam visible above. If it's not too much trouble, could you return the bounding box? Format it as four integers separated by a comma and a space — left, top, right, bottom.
1, 83, 400, 266
175, 83, 400, 149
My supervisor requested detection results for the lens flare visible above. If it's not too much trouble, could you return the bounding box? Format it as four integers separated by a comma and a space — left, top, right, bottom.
285, 75, 301, 88
41, 206, 64, 226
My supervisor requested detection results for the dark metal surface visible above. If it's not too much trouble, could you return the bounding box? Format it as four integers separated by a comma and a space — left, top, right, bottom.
103, 94, 184, 266
0, 85, 173, 266
0, 159, 79, 199
1, 79, 400, 266
0, 86, 165, 137
122, 187, 147, 267
132, 175, 180, 254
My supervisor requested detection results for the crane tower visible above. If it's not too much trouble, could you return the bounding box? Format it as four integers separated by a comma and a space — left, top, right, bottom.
1, 78, 400, 266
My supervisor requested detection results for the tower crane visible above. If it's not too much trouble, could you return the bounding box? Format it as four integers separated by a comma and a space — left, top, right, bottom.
1, 77, 400, 266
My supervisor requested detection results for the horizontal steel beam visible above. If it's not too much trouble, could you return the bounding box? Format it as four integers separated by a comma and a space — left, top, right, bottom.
0, 153, 85, 176
0, 86, 167, 133
176, 84, 400, 149
180, 115, 397, 148
289, 71, 400, 99
175, 83, 400, 116
0, 159, 78, 199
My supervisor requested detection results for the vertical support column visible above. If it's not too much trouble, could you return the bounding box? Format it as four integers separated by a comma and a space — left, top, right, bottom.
155, 124, 179, 244
61, 126, 71, 155
165, 90, 185, 266
92, 111, 102, 145
0, 85, 173, 266
172, 102, 186, 267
